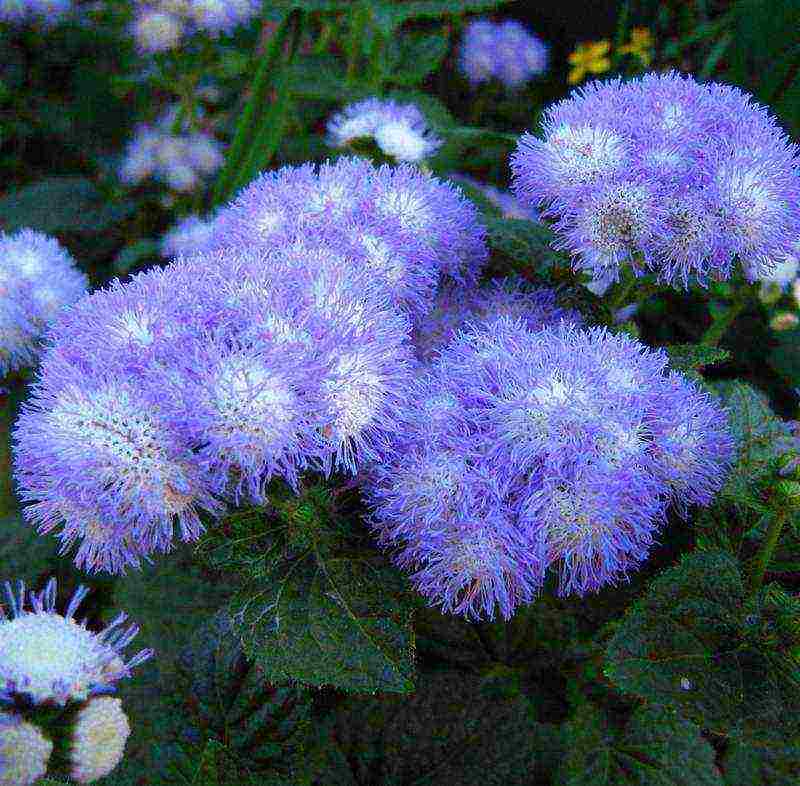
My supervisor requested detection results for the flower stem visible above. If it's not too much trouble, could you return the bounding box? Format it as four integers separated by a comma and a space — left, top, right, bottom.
701, 297, 746, 346
749, 509, 788, 596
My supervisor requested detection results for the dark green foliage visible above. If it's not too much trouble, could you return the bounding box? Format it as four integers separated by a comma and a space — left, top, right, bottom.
483, 216, 564, 272
721, 738, 800, 785
203, 483, 416, 694
112, 238, 159, 274
605, 550, 800, 740
0, 177, 133, 234
556, 703, 723, 786
303, 670, 542, 785
175, 610, 312, 777
665, 344, 731, 378
768, 327, 800, 388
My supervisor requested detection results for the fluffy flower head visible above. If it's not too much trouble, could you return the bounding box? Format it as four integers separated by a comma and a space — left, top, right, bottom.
0, 711, 52, 786
0, 578, 153, 705
70, 696, 131, 784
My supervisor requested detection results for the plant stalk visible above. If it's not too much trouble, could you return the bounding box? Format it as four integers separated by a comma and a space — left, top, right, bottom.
749, 509, 789, 595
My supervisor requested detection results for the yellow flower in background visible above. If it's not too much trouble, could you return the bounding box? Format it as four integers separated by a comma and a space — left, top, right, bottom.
619, 27, 653, 66
568, 40, 611, 84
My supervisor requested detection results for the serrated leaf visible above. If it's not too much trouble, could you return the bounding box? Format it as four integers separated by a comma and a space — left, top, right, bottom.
231, 553, 415, 694
706, 381, 792, 509
483, 216, 563, 271
605, 550, 800, 739
722, 738, 800, 785
305, 670, 540, 785
556, 703, 723, 786
0, 177, 134, 234
176, 610, 312, 774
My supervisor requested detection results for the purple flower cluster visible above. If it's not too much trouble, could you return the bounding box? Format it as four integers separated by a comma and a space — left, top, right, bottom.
119, 108, 223, 193
460, 18, 549, 88
132, 0, 259, 53
160, 213, 218, 258
363, 320, 733, 620
13, 158, 488, 574
511, 72, 800, 288
326, 98, 442, 163
0, 229, 88, 375
206, 157, 488, 321
412, 276, 582, 362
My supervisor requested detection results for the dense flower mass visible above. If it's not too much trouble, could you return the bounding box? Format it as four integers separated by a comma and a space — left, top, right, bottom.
412, 277, 583, 362
363, 319, 733, 619
0, 229, 88, 375
119, 108, 223, 192
460, 18, 548, 88
0, 578, 153, 705
0, 0, 71, 24
327, 98, 442, 163
132, 0, 259, 52
13, 158, 487, 573
511, 72, 800, 288
69, 696, 131, 784
0, 711, 51, 786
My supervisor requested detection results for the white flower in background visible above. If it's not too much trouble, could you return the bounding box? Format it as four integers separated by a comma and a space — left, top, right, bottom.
161, 213, 217, 258
132, 8, 184, 53
69, 697, 131, 784
327, 98, 442, 163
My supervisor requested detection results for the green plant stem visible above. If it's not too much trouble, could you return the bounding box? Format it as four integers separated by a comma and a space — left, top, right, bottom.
700, 297, 747, 346
749, 509, 789, 595
345, 2, 369, 85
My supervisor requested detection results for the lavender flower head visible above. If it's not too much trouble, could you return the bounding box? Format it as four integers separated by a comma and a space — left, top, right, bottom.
161, 213, 218, 258
511, 72, 800, 288
0, 577, 153, 705
327, 98, 442, 163
207, 158, 488, 317
0, 229, 88, 375
69, 696, 131, 784
364, 319, 734, 619
460, 18, 549, 88
119, 111, 223, 192
412, 276, 583, 362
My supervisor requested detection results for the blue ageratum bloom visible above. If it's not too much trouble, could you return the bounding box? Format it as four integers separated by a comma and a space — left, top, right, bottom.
412, 276, 583, 362
364, 319, 734, 618
0, 577, 153, 706
460, 18, 549, 88
327, 98, 443, 163
0, 229, 88, 375
511, 71, 800, 288
207, 157, 487, 320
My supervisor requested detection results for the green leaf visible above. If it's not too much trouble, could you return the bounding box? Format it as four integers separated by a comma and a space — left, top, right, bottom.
288, 55, 359, 101
483, 216, 563, 270
305, 670, 540, 785
557, 703, 723, 786
0, 177, 134, 234
176, 610, 312, 774
113, 238, 160, 274
373, 0, 514, 30
706, 381, 791, 510
768, 327, 800, 387
665, 344, 731, 377
230, 553, 416, 694
388, 31, 449, 86
604, 550, 800, 738
722, 737, 800, 785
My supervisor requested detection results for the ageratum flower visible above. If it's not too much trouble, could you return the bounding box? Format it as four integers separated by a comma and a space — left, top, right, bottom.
0, 578, 153, 705
119, 113, 223, 192
13, 353, 223, 573
207, 158, 486, 318
412, 276, 583, 362
327, 98, 442, 163
186, 0, 259, 35
131, 6, 183, 53
69, 696, 131, 784
511, 72, 800, 287
0, 229, 88, 375
364, 319, 734, 618
161, 213, 217, 258
460, 18, 548, 88
0, 711, 52, 786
